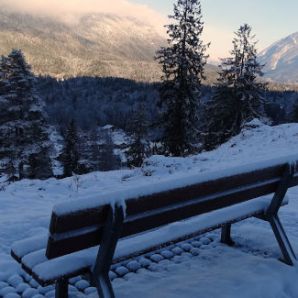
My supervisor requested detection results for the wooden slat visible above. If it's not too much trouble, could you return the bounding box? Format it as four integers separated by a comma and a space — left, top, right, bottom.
125, 165, 285, 216
50, 205, 109, 234
46, 227, 103, 259
11, 235, 48, 262
11, 250, 22, 263
122, 179, 279, 237
33, 265, 90, 287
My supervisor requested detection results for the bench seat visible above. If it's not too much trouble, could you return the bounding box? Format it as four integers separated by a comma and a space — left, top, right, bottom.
12, 195, 287, 286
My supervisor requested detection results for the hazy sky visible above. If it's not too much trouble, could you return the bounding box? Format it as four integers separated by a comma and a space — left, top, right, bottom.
132, 0, 298, 61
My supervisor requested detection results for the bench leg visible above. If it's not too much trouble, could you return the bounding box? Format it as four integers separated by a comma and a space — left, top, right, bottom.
264, 165, 296, 266
221, 223, 234, 246
92, 205, 124, 298
269, 215, 296, 266
95, 273, 115, 298
55, 279, 68, 298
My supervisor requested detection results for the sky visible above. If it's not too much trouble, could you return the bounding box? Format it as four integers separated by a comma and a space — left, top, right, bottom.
131, 0, 298, 61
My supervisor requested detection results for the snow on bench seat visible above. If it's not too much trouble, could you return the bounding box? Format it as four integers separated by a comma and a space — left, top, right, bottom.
11, 235, 48, 262
12, 194, 284, 285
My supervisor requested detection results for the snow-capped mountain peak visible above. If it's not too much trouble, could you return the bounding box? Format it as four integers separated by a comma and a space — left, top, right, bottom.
259, 32, 298, 83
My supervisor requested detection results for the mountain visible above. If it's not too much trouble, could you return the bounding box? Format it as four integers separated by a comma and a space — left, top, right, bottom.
0, 9, 218, 83
0, 9, 166, 81
259, 32, 298, 84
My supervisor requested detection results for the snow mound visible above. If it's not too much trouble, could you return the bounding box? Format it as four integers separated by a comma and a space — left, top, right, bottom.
142, 122, 298, 177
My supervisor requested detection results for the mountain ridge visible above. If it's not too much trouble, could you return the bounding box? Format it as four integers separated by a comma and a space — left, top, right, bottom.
259, 32, 298, 84
0, 9, 165, 81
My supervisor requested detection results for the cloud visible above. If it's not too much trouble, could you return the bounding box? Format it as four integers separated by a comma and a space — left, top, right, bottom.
0, 0, 166, 29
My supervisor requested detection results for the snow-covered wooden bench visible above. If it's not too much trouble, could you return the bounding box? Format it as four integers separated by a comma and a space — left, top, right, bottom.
11, 156, 298, 298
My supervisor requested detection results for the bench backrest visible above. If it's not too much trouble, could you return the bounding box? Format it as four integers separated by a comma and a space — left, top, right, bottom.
46, 160, 298, 259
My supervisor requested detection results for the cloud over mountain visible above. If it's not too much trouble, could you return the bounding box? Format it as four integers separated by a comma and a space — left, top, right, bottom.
0, 0, 165, 28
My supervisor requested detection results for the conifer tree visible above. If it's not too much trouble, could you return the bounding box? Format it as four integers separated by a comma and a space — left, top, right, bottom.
0, 50, 52, 180
61, 120, 80, 177
127, 104, 150, 168
156, 0, 209, 156
204, 24, 266, 150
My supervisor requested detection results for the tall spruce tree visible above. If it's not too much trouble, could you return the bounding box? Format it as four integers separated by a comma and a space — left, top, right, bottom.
156, 0, 209, 156
0, 50, 52, 180
204, 24, 266, 150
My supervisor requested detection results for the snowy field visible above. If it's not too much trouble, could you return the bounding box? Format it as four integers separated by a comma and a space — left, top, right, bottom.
1, 120, 298, 297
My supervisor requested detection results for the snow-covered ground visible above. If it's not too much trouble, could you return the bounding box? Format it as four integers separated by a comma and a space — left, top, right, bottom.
1, 121, 298, 297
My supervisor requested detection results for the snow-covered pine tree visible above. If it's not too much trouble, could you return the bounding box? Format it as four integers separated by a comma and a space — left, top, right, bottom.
0, 50, 52, 180
156, 0, 209, 156
61, 120, 80, 177
126, 104, 150, 168
204, 24, 266, 150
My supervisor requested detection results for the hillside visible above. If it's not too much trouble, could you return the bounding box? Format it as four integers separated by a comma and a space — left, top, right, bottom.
0, 9, 165, 81
0, 9, 218, 82
259, 32, 298, 84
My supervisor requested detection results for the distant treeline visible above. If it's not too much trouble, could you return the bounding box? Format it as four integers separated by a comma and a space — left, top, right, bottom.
37, 76, 298, 132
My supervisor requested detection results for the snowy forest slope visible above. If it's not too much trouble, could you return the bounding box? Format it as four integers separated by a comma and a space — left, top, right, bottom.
0, 9, 164, 80
0, 9, 218, 82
